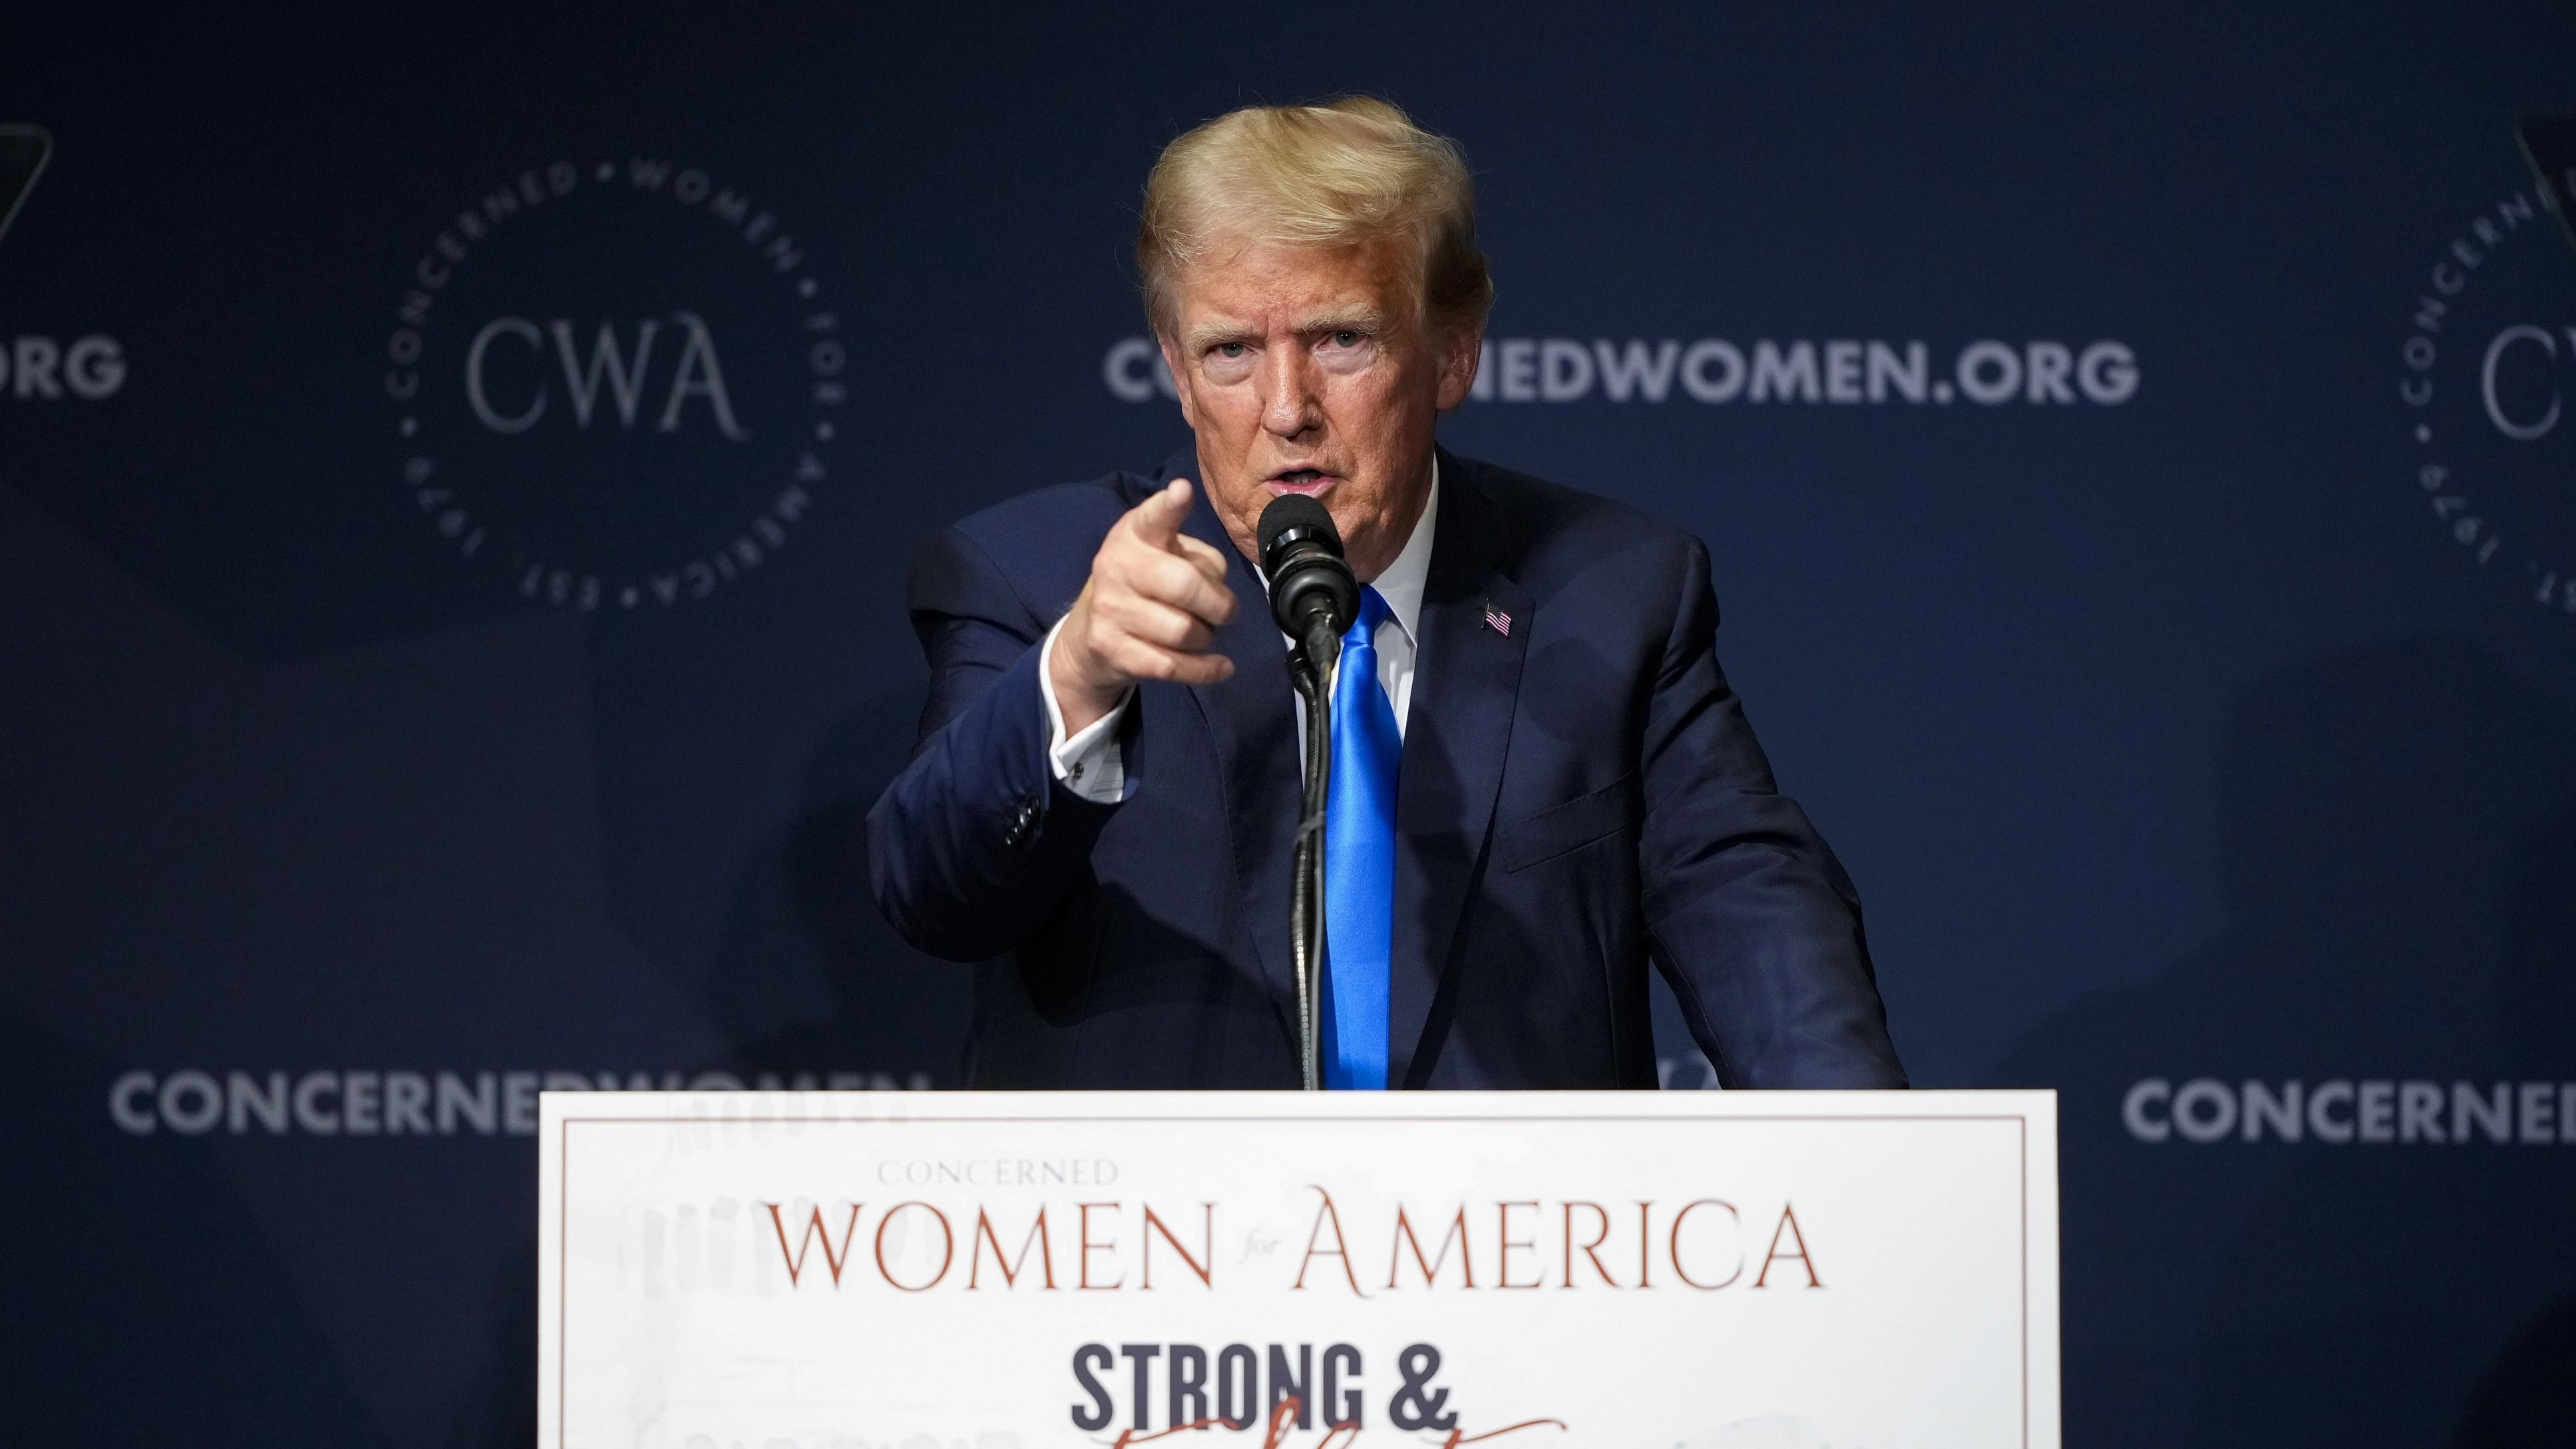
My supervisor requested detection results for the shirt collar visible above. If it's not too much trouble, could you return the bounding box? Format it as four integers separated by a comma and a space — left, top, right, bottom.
1364, 455, 1437, 649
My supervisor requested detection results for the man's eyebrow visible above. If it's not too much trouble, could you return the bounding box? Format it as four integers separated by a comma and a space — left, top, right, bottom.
1182, 319, 1256, 352
1296, 307, 1389, 334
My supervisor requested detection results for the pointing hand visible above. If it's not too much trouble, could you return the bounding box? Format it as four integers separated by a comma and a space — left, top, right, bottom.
1048, 479, 1241, 734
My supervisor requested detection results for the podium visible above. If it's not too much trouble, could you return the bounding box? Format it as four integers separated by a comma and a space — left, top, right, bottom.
540, 1090, 2057, 1447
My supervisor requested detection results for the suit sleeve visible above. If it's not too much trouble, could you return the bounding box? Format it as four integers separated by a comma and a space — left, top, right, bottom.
864, 526, 1122, 962
1637, 538, 1908, 1088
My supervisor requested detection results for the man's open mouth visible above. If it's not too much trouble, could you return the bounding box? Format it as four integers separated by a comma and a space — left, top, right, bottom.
1268, 469, 1337, 495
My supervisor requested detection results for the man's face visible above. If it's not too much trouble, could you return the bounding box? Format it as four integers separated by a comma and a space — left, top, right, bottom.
1158, 236, 1479, 582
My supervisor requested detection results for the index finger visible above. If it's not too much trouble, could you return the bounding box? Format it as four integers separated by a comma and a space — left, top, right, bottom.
1126, 477, 1195, 547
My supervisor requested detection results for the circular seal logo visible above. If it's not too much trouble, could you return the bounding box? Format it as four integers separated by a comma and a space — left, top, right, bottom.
2397, 161, 2576, 632
381, 157, 842, 610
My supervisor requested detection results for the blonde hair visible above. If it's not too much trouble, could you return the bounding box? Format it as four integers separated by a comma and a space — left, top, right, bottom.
1137, 96, 1493, 339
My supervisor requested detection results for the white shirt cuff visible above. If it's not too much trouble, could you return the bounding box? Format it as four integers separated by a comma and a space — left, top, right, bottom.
1039, 614, 1129, 804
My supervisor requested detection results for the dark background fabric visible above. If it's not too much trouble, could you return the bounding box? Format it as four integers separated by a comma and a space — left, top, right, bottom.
1, 4, 2571, 1444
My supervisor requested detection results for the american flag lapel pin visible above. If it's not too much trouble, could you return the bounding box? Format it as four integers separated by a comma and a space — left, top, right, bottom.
1483, 601, 1512, 637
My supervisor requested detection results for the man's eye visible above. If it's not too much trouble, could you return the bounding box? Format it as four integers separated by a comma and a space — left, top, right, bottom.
1329, 330, 1362, 348
1215, 343, 1247, 359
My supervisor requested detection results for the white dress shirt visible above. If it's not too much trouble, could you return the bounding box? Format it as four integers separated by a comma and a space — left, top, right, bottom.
1038, 461, 1440, 804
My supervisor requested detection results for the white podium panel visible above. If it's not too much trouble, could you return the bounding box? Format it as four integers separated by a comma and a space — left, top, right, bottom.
539, 1091, 2056, 1449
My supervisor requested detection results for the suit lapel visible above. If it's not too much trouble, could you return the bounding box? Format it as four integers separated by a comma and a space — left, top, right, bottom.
1181, 491, 1305, 1054
1389, 452, 1529, 1087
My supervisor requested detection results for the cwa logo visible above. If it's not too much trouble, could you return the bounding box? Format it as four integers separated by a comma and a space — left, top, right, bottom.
462, 313, 747, 440
382, 156, 844, 611
2398, 115, 2576, 631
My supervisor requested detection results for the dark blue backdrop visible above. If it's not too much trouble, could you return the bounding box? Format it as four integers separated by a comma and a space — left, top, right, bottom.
5, 5, 2574, 1444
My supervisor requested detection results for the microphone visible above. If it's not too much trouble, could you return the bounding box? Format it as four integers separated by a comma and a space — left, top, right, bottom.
1258, 494, 1361, 662
1256, 491, 1356, 1094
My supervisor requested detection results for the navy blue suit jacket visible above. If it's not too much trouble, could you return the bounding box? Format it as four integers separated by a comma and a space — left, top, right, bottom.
866, 447, 1905, 1090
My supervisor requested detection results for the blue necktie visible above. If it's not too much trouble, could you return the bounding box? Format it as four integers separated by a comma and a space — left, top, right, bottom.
1320, 586, 1399, 1090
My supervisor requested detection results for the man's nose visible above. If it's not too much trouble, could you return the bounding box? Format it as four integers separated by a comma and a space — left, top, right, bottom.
1257, 347, 1322, 438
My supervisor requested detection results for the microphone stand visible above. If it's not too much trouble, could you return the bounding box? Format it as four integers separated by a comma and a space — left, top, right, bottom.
1288, 626, 1338, 1092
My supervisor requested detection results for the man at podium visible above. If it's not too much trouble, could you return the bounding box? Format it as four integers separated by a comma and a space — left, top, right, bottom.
867, 97, 1904, 1092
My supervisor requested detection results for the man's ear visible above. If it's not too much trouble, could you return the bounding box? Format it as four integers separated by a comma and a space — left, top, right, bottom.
1155, 331, 1199, 430
1434, 322, 1483, 412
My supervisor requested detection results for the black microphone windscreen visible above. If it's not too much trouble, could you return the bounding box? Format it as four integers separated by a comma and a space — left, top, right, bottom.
1257, 493, 1341, 571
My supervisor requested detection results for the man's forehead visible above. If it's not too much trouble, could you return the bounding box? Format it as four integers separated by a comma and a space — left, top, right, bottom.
1173, 239, 1415, 333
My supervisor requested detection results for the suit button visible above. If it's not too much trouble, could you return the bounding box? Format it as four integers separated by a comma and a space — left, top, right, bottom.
1004, 798, 1039, 849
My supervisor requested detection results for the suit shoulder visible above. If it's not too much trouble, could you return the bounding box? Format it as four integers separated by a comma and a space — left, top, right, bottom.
1452, 454, 1704, 582
907, 470, 1157, 626
947, 472, 1154, 558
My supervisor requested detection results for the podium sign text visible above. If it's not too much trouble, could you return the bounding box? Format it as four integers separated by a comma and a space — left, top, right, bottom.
540, 1091, 2057, 1448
